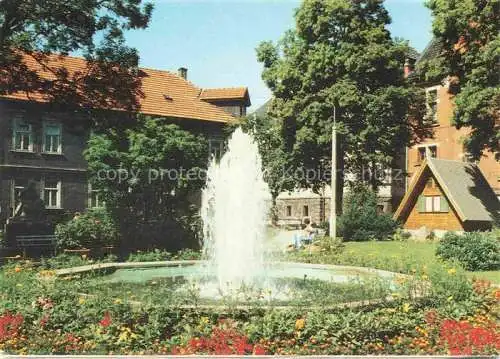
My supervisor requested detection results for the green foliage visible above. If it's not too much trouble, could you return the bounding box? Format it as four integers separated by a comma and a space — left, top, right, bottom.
436, 231, 500, 271
422, 0, 499, 159
85, 116, 208, 249
337, 185, 398, 241
314, 236, 344, 254
256, 0, 427, 196
242, 109, 294, 199
55, 208, 118, 250
172, 248, 202, 260
392, 228, 412, 242
426, 261, 472, 304
127, 249, 172, 262
0, 0, 153, 125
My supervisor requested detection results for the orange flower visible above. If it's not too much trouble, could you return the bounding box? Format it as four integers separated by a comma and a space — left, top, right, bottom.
14, 267, 21, 273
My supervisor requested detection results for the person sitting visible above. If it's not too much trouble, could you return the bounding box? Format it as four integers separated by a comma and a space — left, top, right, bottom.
292, 219, 316, 248
302, 218, 316, 244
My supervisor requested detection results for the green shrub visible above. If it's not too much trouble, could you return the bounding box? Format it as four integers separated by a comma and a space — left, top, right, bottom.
392, 228, 412, 241
436, 231, 500, 271
172, 248, 202, 260
338, 185, 398, 241
315, 236, 344, 254
55, 208, 118, 250
127, 248, 172, 262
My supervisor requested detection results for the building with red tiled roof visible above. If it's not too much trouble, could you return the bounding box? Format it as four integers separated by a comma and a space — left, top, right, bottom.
0, 53, 251, 226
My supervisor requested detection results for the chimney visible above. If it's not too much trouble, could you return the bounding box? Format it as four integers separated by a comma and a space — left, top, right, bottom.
404, 58, 415, 78
178, 67, 188, 80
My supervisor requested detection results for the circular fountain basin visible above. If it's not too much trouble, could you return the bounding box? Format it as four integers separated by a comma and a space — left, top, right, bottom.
63, 260, 407, 308
99, 261, 399, 285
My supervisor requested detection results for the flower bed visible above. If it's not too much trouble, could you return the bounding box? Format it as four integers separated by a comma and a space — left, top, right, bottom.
0, 259, 498, 355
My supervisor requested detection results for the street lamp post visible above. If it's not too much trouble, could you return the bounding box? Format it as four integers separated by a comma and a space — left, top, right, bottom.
329, 106, 337, 239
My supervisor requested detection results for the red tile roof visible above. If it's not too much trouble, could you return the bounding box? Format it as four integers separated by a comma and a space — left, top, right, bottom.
1, 53, 240, 123
200, 87, 251, 106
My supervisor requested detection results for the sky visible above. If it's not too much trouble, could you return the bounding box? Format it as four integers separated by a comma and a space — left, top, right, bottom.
125, 0, 433, 112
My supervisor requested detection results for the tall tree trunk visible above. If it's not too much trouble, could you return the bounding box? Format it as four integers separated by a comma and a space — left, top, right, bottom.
369, 161, 378, 192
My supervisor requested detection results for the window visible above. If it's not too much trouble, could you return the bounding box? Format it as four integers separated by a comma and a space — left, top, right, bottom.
12, 117, 33, 151
43, 179, 61, 208
418, 145, 438, 163
303, 205, 309, 217
12, 179, 28, 213
208, 139, 224, 160
426, 178, 434, 188
43, 122, 62, 153
418, 195, 448, 213
286, 205, 292, 217
88, 183, 104, 208
426, 88, 438, 122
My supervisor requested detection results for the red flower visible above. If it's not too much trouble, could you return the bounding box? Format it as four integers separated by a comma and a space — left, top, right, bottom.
254, 345, 267, 355
0, 312, 24, 341
99, 311, 112, 327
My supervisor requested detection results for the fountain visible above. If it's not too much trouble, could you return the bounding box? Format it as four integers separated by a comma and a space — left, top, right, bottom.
201, 127, 271, 294
84, 128, 401, 306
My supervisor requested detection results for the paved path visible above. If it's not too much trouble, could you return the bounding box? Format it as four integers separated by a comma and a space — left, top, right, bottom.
264, 228, 300, 253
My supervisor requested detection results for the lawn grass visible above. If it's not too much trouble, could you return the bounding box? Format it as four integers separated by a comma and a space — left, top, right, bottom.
286, 239, 499, 284
341, 241, 500, 283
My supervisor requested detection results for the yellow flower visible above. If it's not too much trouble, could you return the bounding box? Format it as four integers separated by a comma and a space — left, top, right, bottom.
447, 295, 454, 302
78, 297, 86, 305
421, 274, 428, 280
295, 318, 305, 331
402, 303, 411, 313
114, 298, 122, 304
16, 283, 23, 287
447, 268, 456, 275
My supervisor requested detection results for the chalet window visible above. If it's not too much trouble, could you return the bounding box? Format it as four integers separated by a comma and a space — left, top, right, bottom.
286, 205, 292, 217
303, 205, 309, 217
88, 183, 104, 208
426, 178, 434, 188
208, 138, 224, 160
43, 179, 61, 209
43, 122, 62, 153
13, 118, 33, 152
418, 195, 449, 213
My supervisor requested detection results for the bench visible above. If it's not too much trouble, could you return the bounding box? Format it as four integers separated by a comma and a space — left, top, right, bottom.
16, 235, 57, 257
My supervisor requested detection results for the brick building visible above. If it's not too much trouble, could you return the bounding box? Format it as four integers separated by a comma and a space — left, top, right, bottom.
405, 38, 499, 200
0, 53, 250, 227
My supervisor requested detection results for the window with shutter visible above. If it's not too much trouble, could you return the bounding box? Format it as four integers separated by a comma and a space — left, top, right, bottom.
417, 195, 426, 213
440, 196, 449, 212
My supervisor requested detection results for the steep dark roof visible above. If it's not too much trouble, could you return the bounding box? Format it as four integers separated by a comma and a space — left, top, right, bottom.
394, 158, 500, 223
417, 37, 443, 64
430, 159, 499, 222
407, 38, 444, 81
407, 47, 420, 60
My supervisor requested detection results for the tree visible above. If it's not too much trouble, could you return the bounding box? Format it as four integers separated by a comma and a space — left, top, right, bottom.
421, 0, 499, 160
84, 116, 208, 249
337, 184, 398, 241
242, 105, 295, 223
0, 0, 153, 125
256, 0, 426, 213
